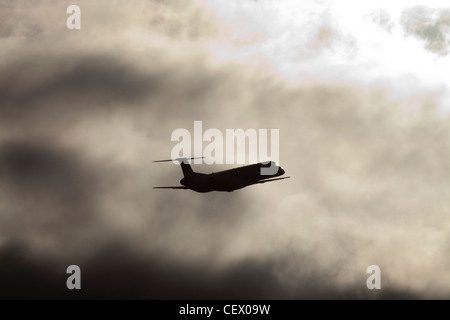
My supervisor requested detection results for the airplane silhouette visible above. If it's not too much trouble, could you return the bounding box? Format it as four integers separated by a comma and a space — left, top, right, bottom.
154, 157, 290, 193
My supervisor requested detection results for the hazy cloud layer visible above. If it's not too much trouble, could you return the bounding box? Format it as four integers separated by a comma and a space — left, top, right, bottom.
1, 0, 450, 299
401, 6, 450, 55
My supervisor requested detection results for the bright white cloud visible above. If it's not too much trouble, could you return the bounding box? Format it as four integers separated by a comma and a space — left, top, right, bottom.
205, 0, 450, 113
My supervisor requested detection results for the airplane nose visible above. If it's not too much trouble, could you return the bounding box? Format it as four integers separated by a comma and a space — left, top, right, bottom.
279, 167, 285, 175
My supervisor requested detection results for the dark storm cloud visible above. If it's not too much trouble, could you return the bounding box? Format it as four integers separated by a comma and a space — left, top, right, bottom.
0, 54, 163, 123
0, 51, 247, 135
0, 140, 100, 251
0, 141, 87, 192
0, 240, 419, 299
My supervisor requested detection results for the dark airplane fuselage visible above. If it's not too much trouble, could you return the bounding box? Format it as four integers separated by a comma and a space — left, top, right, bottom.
180, 162, 285, 193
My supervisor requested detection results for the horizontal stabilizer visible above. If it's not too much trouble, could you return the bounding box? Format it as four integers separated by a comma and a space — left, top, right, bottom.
153, 157, 205, 163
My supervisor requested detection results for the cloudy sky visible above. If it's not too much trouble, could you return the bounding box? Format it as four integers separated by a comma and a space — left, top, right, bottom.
1, 0, 450, 299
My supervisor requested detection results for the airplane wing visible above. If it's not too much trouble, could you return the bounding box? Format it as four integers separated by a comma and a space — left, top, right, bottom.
153, 186, 188, 190
255, 176, 291, 184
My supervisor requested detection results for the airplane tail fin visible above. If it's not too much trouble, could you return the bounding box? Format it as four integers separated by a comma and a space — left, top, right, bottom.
153, 157, 204, 178
180, 160, 194, 177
